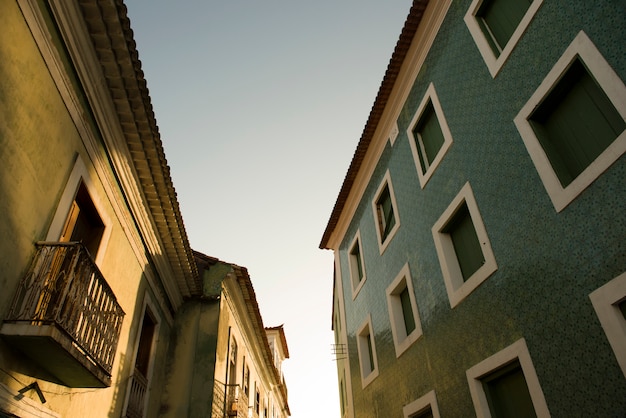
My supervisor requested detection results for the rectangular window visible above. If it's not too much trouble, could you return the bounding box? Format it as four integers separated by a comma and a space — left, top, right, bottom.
590, 272, 626, 378
356, 315, 379, 387
444, 203, 485, 282
515, 31, 626, 211
408, 84, 454, 188
403, 390, 441, 418
482, 360, 537, 418
467, 339, 550, 417
372, 171, 401, 254
400, 287, 416, 335
477, 0, 532, 55
432, 183, 497, 308
376, 185, 396, 241
348, 232, 367, 298
414, 102, 445, 172
529, 58, 625, 188
465, 0, 543, 76
387, 263, 423, 357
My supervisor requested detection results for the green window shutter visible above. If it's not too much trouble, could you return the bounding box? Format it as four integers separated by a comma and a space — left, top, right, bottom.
530, 59, 625, 187
618, 299, 626, 322
483, 360, 538, 418
447, 204, 485, 281
366, 333, 375, 374
411, 409, 434, 418
378, 186, 396, 240
415, 102, 445, 172
478, 0, 532, 54
351, 243, 364, 282
400, 286, 416, 335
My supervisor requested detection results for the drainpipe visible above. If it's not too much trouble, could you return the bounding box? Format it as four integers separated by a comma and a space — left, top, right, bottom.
224, 326, 231, 418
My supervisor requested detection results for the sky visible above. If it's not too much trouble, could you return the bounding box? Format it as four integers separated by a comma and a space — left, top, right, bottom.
124, 1, 413, 416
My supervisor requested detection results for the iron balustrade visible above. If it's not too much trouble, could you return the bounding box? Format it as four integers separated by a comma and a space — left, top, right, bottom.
6, 241, 124, 375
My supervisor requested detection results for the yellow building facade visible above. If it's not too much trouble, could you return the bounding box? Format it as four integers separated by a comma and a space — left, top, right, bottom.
0, 1, 289, 417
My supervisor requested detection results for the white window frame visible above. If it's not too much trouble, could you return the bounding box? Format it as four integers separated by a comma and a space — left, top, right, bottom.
466, 338, 550, 417
348, 230, 367, 299
356, 314, 379, 388
432, 182, 497, 308
403, 390, 441, 418
407, 83, 454, 188
46, 155, 112, 264
372, 170, 401, 255
386, 263, 423, 358
464, 0, 544, 77
514, 31, 626, 212
590, 271, 626, 378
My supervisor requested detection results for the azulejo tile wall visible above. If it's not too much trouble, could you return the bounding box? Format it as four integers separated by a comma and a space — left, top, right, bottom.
337, 0, 626, 416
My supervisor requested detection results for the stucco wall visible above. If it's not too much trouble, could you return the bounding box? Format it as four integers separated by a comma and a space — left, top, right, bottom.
337, 0, 626, 416
0, 2, 173, 416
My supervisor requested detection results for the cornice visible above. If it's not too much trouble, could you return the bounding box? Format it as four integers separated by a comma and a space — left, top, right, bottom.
320, 0, 452, 251
42, 0, 201, 304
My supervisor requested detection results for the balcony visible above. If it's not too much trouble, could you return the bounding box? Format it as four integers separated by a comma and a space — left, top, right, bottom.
0, 242, 124, 387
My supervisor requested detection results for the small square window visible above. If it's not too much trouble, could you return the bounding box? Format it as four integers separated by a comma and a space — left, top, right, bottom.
356, 315, 379, 388
348, 231, 367, 298
467, 338, 550, 417
590, 272, 626, 378
465, 0, 543, 77
403, 390, 441, 418
515, 31, 626, 212
407, 83, 453, 188
432, 182, 497, 308
386, 263, 423, 357
372, 171, 401, 254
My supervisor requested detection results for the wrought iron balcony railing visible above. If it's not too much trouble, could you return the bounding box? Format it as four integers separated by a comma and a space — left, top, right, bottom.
1, 242, 125, 387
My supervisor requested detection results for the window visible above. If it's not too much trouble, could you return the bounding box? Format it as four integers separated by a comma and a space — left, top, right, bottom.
46, 157, 111, 263
465, 0, 543, 77
403, 390, 441, 418
590, 272, 626, 378
348, 231, 367, 298
356, 315, 379, 387
243, 363, 250, 397
372, 171, 401, 254
432, 182, 497, 308
255, 384, 260, 414
467, 338, 550, 417
124, 299, 159, 418
386, 263, 422, 357
407, 83, 454, 188
228, 338, 238, 386
515, 31, 626, 212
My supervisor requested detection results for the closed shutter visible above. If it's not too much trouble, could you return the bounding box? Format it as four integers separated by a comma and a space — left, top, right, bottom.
447, 204, 485, 281
531, 59, 625, 186
478, 0, 532, 54
415, 102, 445, 171
400, 286, 416, 335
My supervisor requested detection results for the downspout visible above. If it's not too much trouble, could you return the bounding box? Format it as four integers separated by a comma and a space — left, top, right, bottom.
224, 326, 231, 418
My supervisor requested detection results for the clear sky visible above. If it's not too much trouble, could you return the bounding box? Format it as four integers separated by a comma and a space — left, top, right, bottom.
124, 1, 412, 416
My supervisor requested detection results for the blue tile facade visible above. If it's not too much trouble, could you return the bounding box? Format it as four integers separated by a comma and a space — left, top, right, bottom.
333, 1, 626, 416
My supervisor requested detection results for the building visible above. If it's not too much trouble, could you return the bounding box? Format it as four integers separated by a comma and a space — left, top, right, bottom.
161, 252, 290, 418
0, 1, 289, 417
321, 0, 626, 416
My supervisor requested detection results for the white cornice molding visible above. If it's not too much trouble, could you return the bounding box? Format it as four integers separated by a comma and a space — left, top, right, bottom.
326, 0, 453, 251
17, 0, 182, 316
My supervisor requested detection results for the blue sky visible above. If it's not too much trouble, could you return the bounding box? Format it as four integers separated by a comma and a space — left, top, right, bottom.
124, 1, 412, 416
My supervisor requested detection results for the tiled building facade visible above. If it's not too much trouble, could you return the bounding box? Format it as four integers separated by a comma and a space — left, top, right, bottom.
322, 0, 626, 416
